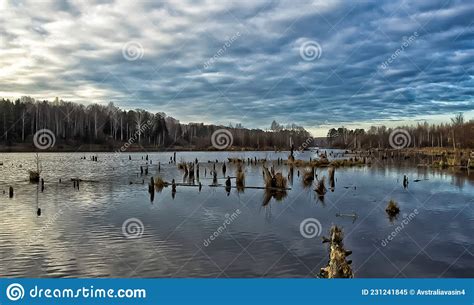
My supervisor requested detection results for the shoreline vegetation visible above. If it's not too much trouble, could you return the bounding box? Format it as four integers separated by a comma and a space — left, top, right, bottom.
1, 98, 473, 153
1, 145, 471, 168
0, 97, 311, 152
0, 98, 472, 168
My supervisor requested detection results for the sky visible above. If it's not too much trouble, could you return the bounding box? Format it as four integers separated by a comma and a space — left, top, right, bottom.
0, 0, 473, 136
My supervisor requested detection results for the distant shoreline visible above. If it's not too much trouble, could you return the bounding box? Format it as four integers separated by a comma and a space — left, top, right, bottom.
0, 144, 298, 153
1, 145, 471, 155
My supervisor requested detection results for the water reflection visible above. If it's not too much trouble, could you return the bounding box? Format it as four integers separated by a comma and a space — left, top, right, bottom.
0, 151, 472, 278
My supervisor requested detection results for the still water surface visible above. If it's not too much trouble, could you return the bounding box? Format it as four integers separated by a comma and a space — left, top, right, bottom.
0, 151, 472, 277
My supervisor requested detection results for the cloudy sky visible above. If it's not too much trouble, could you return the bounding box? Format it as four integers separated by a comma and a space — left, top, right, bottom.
0, 0, 473, 136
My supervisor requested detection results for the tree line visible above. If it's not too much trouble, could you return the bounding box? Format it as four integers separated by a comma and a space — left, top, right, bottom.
0, 97, 312, 151
326, 113, 474, 149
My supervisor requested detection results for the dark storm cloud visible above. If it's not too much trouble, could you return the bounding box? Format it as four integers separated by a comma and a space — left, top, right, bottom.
0, 0, 473, 133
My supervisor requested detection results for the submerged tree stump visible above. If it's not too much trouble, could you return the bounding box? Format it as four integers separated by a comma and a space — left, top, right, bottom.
328, 166, 335, 189
29, 171, 40, 183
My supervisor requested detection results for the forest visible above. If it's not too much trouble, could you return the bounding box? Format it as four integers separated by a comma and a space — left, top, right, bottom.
0, 97, 311, 151
326, 113, 474, 149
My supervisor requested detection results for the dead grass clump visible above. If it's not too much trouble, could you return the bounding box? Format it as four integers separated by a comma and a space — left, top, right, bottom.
228, 158, 244, 163
468, 158, 474, 169
263, 187, 288, 206
329, 159, 365, 168
286, 159, 331, 168
178, 162, 187, 170
154, 177, 168, 191
385, 199, 400, 217
315, 177, 327, 196
302, 168, 314, 187
236, 165, 245, 189
262, 166, 288, 205
263, 167, 287, 189
273, 173, 287, 188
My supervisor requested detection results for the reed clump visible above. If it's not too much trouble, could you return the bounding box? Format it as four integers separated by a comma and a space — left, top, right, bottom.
262, 166, 288, 205
154, 177, 168, 190
385, 199, 400, 217
286, 157, 365, 168
315, 177, 327, 196
286, 158, 330, 168
468, 158, 474, 169
178, 160, 186, 169
329, 158, 365, 167
228, 158, 244, 163
263, 166, 287, 189
236, 165, 245, 189
302, 168, 314, 187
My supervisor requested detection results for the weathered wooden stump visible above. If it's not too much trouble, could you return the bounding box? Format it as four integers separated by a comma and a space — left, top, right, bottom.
319, 226, 353, 278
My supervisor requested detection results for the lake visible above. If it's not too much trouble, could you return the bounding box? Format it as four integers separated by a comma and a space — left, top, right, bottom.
0, 151, 472, 277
